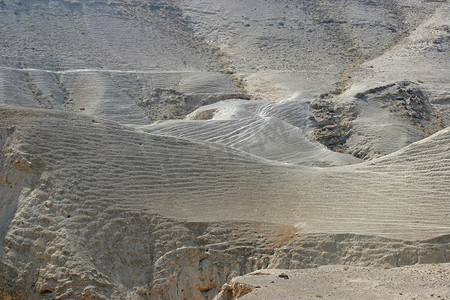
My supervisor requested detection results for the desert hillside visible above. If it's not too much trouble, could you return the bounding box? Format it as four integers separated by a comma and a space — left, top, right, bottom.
0, 0, 449, 299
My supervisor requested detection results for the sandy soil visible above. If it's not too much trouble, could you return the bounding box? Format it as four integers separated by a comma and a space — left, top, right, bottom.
217, 264, 450, 300
0, 107, 448, 299
0, 0, 449, 299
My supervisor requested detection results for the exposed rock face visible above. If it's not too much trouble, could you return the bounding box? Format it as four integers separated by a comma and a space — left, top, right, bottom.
312, 81, 447, 159
311, 98, 358, 153
0, 108, 449, 299
0, 0, 449, 299
212, 281, 254, 300
354, 82, 445, 135
134, 88, 249, 122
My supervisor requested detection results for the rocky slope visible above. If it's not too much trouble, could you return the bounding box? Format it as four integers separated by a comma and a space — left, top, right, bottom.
0, 107, 448, 299
0, 0, 449, 299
